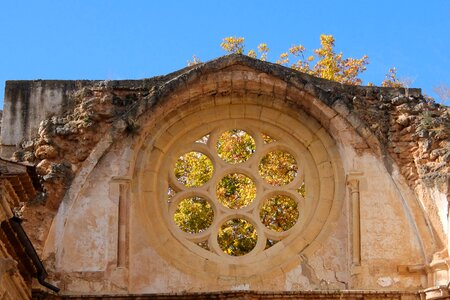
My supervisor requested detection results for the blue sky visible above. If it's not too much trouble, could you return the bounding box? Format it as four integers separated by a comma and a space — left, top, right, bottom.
1, 1, 449, 108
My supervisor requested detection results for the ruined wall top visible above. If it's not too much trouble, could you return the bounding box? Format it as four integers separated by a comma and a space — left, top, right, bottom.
0, 54, 425, 152
1, 55, 447, 185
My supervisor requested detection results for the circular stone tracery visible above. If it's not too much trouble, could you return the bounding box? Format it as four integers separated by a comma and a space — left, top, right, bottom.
140, 99, 344, 278
166, 126, 308, 257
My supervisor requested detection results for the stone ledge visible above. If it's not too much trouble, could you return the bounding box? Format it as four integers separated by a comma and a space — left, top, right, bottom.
423, 285, 450, 300
33, 289, 421, 300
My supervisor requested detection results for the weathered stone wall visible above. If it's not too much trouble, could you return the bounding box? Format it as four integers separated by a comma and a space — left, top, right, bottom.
0, 80, 87, 158
0, 55, 448, 298
42, 96, 414, 293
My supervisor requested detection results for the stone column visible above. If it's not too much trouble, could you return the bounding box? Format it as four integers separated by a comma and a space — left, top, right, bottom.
347, 173, 363, 267
110, 176, 131, 268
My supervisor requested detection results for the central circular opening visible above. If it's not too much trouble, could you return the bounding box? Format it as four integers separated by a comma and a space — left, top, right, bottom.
216, 173, 256, 209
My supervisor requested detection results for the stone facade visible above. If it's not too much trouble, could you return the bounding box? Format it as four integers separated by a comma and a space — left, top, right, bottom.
0, 55, 449, 299
0, 158, 59, 299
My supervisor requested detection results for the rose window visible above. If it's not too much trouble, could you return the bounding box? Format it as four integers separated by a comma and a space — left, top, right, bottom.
167, 128, 307, 257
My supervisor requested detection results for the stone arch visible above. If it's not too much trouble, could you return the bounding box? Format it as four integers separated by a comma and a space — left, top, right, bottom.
131, 90, 346, 280
40, 55, 439, 293
122, 61, 432, 288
